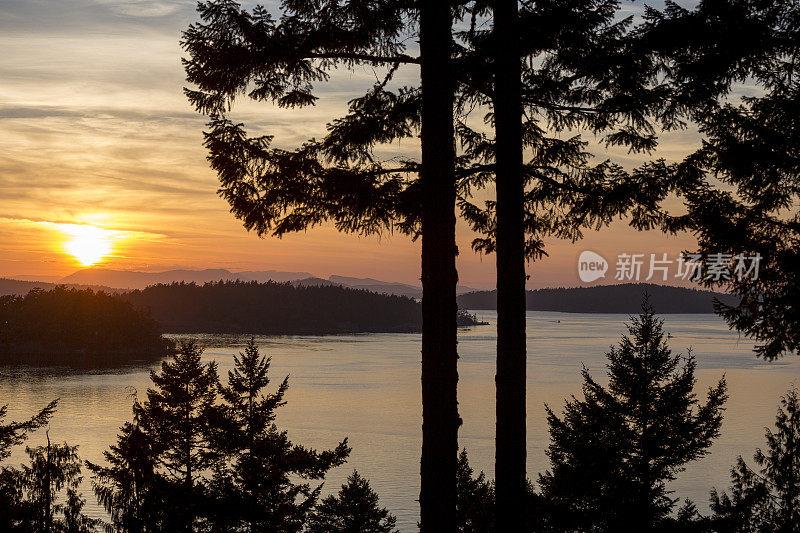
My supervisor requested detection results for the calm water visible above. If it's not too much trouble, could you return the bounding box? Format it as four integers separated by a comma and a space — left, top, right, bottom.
1, 311, 799, 531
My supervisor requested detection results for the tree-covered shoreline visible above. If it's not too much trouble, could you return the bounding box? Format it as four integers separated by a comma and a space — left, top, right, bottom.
0, 283, 485, 367
0, 287, 170, 366
123, 280, 483, 336
458, 284, 740, 314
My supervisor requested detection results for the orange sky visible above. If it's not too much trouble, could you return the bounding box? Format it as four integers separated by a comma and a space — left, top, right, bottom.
0, 1, 703, 289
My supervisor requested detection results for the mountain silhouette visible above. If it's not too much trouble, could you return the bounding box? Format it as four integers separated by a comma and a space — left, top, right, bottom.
56, 268, 313, 290
329, 275, 478, 298
0, 277, 121, 297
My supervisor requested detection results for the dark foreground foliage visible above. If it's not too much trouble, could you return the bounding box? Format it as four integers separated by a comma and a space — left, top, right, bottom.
537, 299, 727, 532
447, 300, 799, 533
0, 287, 168, 366
640, 0, 800, 360
0, 398, 100, 531
710, 388, 800, 533
1, 340, 396, 532
3, 310, 800, 532
88, 340, 353, 532
307, 471, 398, 533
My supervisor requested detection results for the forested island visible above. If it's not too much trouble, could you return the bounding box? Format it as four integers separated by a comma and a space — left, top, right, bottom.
123, 280, 482, 334
0, 283, 484, 365
0, 282, 738, 366
0, 287, 169, 365
457, 283, 740, 313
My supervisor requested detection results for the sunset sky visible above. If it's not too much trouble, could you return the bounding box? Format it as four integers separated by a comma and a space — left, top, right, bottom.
0, 0, 702, 289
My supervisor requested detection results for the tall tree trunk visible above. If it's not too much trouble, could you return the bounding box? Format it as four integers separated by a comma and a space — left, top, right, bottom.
493, 0, 527, 530
419, 1, 459, 532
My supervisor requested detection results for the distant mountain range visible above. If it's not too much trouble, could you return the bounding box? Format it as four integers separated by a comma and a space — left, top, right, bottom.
0, 277, 122, 297
56, 268, 315, 289
2, 268, 478, 298
329, 275, 426, 298
457, 283, 740, 314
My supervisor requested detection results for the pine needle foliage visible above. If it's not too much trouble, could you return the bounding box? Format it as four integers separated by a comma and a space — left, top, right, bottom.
539, 298, 728, 531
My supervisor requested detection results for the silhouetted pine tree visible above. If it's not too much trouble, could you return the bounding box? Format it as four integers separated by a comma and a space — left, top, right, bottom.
182, 1, 461, 528
455, 450, 495, 533
0, 399, 58, 531
87, 408, 167, 532
136, 341, 218, 532
710, 388, 800, 533
539, 299, 727, 531
20, 433, 99, 532
643, 0, 800, 360
182, 2, 689, 528
306, 471, 397, 533
418, 2, 460, 529
0, 400, 58, 462
206, 338, 350, 532
62, 489, 102, 533
457, 2, 689, 524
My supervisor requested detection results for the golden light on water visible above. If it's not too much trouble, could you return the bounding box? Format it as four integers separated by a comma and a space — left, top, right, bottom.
59, 224, 122, 266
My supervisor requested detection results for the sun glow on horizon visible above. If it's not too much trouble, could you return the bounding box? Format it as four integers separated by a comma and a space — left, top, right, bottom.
59, 224, 122, 266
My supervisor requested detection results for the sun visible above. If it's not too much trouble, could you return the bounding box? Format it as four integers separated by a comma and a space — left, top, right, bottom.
61, 224, 118, 267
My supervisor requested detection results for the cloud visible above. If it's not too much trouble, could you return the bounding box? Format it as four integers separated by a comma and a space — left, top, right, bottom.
0, 104, 199, 122
95, 0, 192, 18
0, 1, 196, 35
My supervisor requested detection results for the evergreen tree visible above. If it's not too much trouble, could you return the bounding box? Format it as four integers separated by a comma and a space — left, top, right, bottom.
306, 471, 397, 533
182, 2, 460, 528
418, 2, 460, 529
207, 338, 350, 532
182, 2, 686, 528
457, 3, 688, 525
20, 433, 99, 533
0, 399, 58, 531
539, 298, 727, 531
455, 450, 495, 533
710, 388, 800, 533
452, 449, 537, 532
0, 399, 58, 461
643, 0, 800, 360
62, 488, 102, 533
87, 408, 167, 532
489, 0, 526, 526
136, 341, 219, 532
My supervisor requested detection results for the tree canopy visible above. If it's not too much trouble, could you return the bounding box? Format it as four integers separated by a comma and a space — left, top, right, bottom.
307, 471, 398, 533
643, 0, 800, 360
182, 0, 690, 256
711, 388, 800, 533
